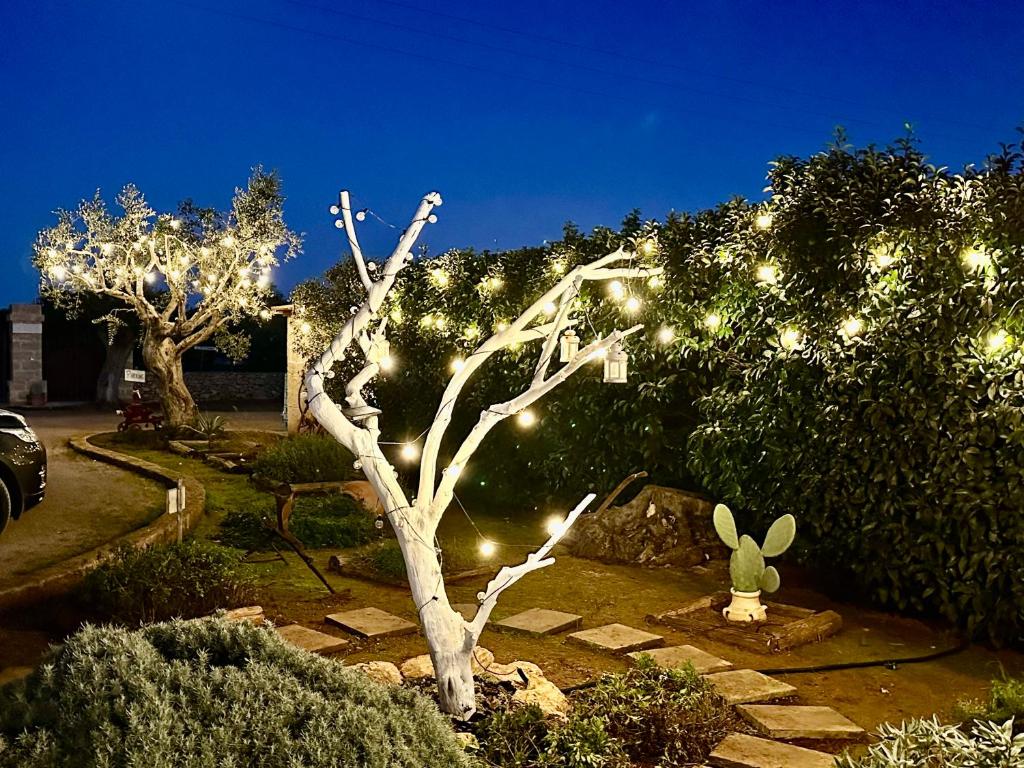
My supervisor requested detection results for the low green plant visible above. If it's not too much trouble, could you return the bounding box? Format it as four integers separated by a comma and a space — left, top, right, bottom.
191, 412, 227, 439
79, 540, 254, 624
218, 495, 374, 551
251, 434, 356, 483
573, 656, 735, 765
836, 716, 1022, 767
474, 705, 626, 768
0, 618, 473, 768
955, 677, 1024, 731
713, 504, 795, 593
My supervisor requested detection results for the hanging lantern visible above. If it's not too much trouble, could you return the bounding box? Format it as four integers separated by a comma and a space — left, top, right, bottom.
603, 342, 628, 383
374, 513, 385, 531
559, 329, 579, 362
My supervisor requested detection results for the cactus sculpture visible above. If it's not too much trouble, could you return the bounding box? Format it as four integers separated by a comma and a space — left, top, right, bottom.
713, 504, 796, 621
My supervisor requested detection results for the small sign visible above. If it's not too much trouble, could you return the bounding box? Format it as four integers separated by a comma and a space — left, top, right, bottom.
124, 368, 146, 383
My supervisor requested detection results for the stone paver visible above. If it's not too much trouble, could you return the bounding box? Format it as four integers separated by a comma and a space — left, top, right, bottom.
567, 623, 664, 654
628, 644, 733, 674
737, 704, 865, 740
325, 607, 418, 638
708, 733, 835, 768
275, 624, 348, 654
703, 669, 797, 705
494, 608, 583, 636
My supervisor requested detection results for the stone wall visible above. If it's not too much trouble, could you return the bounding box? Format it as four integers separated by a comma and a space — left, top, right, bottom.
140, 371, 284, 404
5, 304, 45, 405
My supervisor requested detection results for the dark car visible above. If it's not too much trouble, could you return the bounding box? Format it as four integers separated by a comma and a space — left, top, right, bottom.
0, 409, 47, 534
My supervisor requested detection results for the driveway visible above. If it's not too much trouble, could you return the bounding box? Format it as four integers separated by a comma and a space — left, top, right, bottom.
0, 409, 167, 579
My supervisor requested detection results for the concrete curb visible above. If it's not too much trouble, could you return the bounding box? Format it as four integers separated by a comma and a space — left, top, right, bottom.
0, 433, 206, 612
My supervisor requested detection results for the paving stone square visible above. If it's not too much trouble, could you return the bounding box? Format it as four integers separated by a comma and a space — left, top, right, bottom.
567, 623, 664, 653
275, 624, 348, 654
703, 669, 798, 704
628, 644, 733, 673
325, 607, 418, 638
736, 704, 865, 740
494, 608, 583, 636
707, 733, 836, 768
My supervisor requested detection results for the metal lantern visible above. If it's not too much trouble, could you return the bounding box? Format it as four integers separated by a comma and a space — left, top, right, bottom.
603, 342, 628, 383
559, 329, 579, 362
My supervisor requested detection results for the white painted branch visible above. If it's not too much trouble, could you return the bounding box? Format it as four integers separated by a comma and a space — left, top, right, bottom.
532, 275, 582, 386
339, 190, 373, 292
466, 493, 596, 637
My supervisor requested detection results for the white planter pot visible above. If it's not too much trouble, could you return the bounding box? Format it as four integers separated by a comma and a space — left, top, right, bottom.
722, 588, 767, 622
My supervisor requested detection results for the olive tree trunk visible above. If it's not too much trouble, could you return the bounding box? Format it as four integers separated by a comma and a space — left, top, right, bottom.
142, 333, 198, 429
95, 327, 136, 405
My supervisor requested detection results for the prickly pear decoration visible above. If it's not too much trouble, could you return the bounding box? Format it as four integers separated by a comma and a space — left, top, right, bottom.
713, 504, 795, 594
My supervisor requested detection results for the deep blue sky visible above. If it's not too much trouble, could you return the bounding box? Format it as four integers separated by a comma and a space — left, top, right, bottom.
2, 0, 1021, 305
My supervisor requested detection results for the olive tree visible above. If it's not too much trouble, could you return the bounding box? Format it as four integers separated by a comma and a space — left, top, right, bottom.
34, 169, 300, 427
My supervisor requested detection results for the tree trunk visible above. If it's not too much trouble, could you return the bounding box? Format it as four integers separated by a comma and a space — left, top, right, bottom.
396, 523, 477, 718
142, 333, 198, 429
95, 327, 136, 405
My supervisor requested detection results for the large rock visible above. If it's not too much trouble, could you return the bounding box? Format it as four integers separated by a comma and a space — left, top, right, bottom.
400, 647, 495, 680
480, 660, 569, 719
565, 485, 727, 567
350, 660, 403, 686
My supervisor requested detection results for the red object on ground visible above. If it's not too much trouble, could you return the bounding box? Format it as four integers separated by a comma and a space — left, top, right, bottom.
116, 390, 163, 431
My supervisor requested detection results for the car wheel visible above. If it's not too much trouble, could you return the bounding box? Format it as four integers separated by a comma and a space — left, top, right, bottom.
0, 480, 11, 536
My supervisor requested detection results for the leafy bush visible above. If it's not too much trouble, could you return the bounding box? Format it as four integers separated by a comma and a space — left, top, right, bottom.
79, 541, 254, 624
836, 716, 1022, 767
0, 618, 473, 768
252, 433, 356, 483
474, 704, 625, 768
956, 677, 1024, 730
293, 131, 1024, 643
573, 656, 735, 765
346, 539, 478, 584
218, 495, 374, 551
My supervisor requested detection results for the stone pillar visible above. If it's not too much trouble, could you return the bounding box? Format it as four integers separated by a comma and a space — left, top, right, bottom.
7, 304, 45, 405
274, 305, 305, 434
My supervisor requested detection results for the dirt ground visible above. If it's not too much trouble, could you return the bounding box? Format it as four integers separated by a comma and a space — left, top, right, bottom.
1, 412, 1021, 740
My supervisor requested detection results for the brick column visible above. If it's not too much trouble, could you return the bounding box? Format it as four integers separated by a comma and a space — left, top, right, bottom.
274, 305, 304, 434
7, 304, 45, 405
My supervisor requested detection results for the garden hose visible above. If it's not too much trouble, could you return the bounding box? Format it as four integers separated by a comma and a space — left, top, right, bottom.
561, 635, 971, 692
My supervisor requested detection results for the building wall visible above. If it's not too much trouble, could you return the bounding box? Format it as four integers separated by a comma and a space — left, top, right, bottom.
139, 370, 284, 404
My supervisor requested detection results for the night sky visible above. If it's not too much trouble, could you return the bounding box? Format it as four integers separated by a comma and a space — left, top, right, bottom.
2, 0, 1021, 306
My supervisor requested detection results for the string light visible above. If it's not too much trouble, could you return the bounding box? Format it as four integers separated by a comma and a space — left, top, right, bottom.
780, 327, 803, 351
657, 326, 675, 344
551, 259, 566, 274
434, 315, 448, 330
624, 296, 642, 313
841, 315, 863, 339
450, 357, 466, 373
543, 301, 557, 315
962, 247, 990, 271
379, 354, 395, 372
704, 312, 722, 331
420, 314, 434, 328
446, 463, 464, 478
648, 275, 663, 289
987, 328, 1009, 354
259, 309, 273, 320
49, 265, 67, 281
545, 515, 565, 536
641, 239, 657, 256
220, 235, 235, 247
755, 213, 774, 229
608, 280, 625, 300
390, 307, 404, 325
516, 409, 537, 428
429, 269, 450, 288
756, 264, 779, 285
478, 540, 496, 557
400, 442, 420, 461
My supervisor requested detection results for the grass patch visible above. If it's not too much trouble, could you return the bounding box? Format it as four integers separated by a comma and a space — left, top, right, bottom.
251, 434, 357, 484
217, 495, 375, 551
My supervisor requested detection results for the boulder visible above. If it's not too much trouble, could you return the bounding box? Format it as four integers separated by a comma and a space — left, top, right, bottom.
399, 647, 495, 680
511, 669, 569, 719
350, 660, 403, 686
564, 485, 727, 567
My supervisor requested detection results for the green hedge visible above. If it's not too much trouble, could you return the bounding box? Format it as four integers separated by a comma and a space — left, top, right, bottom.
0, 618, 472, 768
252, 433, 357, 484
292, 133, 1024, 643
218, 495, 374, 551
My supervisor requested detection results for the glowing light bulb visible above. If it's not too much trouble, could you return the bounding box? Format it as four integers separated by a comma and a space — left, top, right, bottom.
464, 324, 480, 339
756, 264, 779, 285
379, 354, 395, 372
543, 301, 557, 315
400, 442, 419, 462
608, 280, 625, 300
434, 315, 448, 330
334, 219, 344, 229
704, 312, 721, 331
657, 326, 675, 344
641, 239, 656, 256
427, 214, 438, 223
516, 409, 537, 428
545, 516, 565, 537
259, 309, 273, 320
356, 209, 367, 222
780, 327, 803, 351
420, 314, 434, 328
963, 247, 990, 271
551, 259, 566, 274
623, 296, 641, 313
755, 213, 773, 229
220, 235, 235, 247
430, 269, 449, 288
478, 540, 496, 557
101, 243, 113, 255
329, 204, 340, 215
495, 321, 509, 332
450, 357, 466, 373
447, 463, 463, 478
49, 265, 67, 281
987, 328, 1008, 353
390, 307, 404, 325
257, 274, 271, 289
300, 321, 312, 335
648, 275, 663, 289
842, 316, 863, 339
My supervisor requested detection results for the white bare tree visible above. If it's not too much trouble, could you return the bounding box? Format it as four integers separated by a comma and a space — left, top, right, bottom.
304, 190, 662, 717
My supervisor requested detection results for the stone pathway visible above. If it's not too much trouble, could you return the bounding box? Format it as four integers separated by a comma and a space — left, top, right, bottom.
567, 623, 664, 653
495, 608, 583, 636
737, 704, 865, 740
708, 733, 836, 768
325, 607, 418, 639
703, 669, 798, 705
628, 644, 733, 674
275, 624, 348, 655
